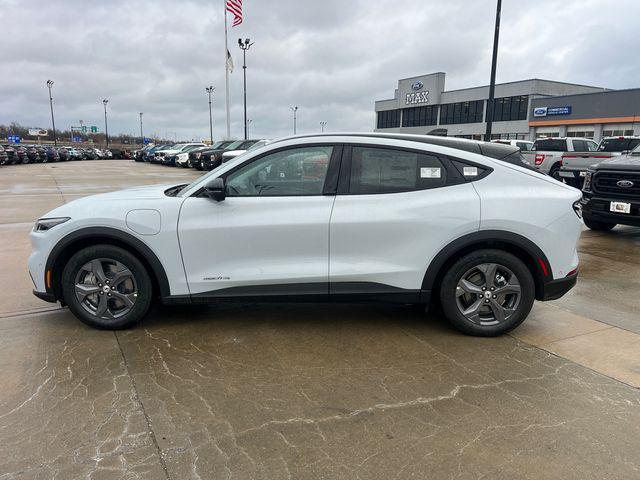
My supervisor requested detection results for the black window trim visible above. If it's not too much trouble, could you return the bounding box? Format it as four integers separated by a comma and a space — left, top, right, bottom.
336, 143, 481, 196
193, 143, 344, 198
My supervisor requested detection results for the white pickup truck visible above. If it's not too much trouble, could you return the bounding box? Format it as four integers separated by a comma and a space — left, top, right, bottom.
559, 136, 640, 187
522, 137, 598, 185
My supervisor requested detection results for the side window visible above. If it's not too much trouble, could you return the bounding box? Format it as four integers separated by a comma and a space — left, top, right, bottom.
349, 147, 447, 194
571, 139, 587, 151
226, 146, 333, 196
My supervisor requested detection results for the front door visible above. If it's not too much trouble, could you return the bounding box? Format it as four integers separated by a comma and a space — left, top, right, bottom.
178, 145, 338, 297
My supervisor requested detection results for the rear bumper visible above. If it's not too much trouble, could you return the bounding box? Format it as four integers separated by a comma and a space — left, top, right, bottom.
541, 273, 578, 301
33, 290, 57, 303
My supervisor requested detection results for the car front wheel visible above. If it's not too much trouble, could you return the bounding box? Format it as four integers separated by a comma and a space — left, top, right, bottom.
62, 245, 153, 329
439, 249, 535, 336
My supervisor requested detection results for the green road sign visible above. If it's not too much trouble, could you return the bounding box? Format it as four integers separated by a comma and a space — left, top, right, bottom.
90, 126, 98, 133
81, 126, 87, 133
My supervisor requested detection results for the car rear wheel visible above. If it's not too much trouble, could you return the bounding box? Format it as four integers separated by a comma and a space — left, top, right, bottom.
439, 249, 535, 336
583, 216, 616, 231
62, 245, 153, 330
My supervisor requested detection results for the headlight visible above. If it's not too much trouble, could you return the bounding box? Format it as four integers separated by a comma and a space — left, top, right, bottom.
34, 217, 70, 232
582, 171, 593, 192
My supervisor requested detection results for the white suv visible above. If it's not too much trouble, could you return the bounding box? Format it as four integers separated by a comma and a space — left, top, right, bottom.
29, 134, 582, 336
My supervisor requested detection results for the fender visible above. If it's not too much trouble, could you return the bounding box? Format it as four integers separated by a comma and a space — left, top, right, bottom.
421, 229, 551, 294
45, 226, 171, 298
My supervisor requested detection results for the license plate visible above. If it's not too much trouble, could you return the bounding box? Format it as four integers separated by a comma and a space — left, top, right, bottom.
610, 201, 631, 214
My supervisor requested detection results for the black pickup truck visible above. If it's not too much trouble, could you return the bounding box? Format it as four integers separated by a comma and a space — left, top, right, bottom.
581, 149, 640, 230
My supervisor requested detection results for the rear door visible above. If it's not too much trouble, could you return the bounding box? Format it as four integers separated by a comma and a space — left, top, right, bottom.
328, 145, 480, 299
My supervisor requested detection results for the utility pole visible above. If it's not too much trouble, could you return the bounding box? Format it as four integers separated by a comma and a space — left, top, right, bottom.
238, 38, 254, 140
320, 121, 327, 133
290, 106, 298, 135
205, 86, 215, 144
102, 99, 109, 148
46, 80, 57, 146
484, 0, 502, 142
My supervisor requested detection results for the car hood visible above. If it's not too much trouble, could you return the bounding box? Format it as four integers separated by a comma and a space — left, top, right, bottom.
593, 154, 640, 171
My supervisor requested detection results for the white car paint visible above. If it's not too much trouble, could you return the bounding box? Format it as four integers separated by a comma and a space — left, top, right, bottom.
29, 134, 582, 330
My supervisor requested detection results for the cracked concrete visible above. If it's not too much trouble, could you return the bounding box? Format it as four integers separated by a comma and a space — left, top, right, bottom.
1, 161, 639, 479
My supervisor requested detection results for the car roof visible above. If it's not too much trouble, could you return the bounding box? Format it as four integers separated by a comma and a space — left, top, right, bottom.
274, 133, 520, 160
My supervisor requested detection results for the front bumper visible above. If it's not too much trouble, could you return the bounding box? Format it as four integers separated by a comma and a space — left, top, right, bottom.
541, 272, 578, 301
33, 290, 57, 303
581, 194, 640, 227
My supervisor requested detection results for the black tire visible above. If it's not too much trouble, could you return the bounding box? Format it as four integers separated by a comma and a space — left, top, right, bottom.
548, 164, 562, 182
439, 249, 535, 337
583, 216, 616, 231
61, 245, 153, 329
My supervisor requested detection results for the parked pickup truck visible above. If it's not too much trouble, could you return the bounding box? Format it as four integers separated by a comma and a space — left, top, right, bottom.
580, 143, 640, 231
523, 137, 598, 184
560, 136, 640, 188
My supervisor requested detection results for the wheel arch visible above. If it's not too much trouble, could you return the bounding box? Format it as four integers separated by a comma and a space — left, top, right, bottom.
45, 227, 170, 302
421, 230, 552, 302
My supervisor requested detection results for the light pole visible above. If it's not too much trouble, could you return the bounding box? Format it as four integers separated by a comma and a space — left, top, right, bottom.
205, 86, 215, 144
238, 38, 254, 140
102, 99, 109, 148
484, 0, 502, 141
139, 112, 144, 146
290, 106, 298, 135
46, 80, 57, 146
320, 121, 327, 133
246, 119, 252, 138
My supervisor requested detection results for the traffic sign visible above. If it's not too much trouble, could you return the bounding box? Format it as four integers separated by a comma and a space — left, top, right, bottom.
73, 136, 82, 142
90, 126, 98, 133
7, 135, 21, 144
143, 137, 150, 145
81, 126, 87, 133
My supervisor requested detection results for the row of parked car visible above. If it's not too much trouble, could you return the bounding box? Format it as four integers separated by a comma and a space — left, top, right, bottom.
133, 139, 270, 170
0, 144, 134, 165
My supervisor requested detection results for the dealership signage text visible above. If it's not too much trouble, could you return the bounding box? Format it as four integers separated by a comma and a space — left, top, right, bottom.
405, 91, 429, 105
533, 106, 572, 117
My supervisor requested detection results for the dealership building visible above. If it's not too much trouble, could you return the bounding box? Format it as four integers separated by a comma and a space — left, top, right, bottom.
374, 72, 640, 142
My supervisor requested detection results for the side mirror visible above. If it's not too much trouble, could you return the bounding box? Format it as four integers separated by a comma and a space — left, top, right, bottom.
204, 177, 226, 201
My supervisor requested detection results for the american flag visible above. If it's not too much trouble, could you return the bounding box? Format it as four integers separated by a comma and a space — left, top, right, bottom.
226, 0, 243, 27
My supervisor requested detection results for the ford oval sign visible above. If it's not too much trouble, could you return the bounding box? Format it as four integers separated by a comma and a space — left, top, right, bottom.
617, 180, 634, 188
411, 81, 424, 91
533, 107, 548, 117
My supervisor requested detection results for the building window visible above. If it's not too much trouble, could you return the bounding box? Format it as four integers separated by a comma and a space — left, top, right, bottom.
567, 131, 595, 139
439, 100, 484, 125
377, 109, 401, 129
402, 105, 438, 127
603, 129, 636, 137
492, 95, 529, 122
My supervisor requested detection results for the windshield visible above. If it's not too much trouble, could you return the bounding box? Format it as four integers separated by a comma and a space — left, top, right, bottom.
182, 145, 203, 152
237, 140, 258, 150
598, 138, 640, 152
533, 139, 566, 152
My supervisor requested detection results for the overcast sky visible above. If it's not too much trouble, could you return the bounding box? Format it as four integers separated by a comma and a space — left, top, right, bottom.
1, 0, 639, 141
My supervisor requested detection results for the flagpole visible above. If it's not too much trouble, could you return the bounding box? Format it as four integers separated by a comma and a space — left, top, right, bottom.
224, 3, 231, 139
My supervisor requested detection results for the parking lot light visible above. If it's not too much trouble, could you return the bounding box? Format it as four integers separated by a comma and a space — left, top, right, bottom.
320, 121, 327, 133
139, 112, 143, 147
238, 38, 254, 140
46, 80, 57, 146
103, 99, 109, 148
205, 86, 215, 144
290, 106, 298, 135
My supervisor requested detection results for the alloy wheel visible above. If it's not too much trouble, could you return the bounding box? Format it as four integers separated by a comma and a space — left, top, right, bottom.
455, 263, 521, 326
74, 258, 138, 320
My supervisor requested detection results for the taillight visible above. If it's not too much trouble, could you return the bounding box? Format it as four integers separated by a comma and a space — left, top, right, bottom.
535, 154, 545, 166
